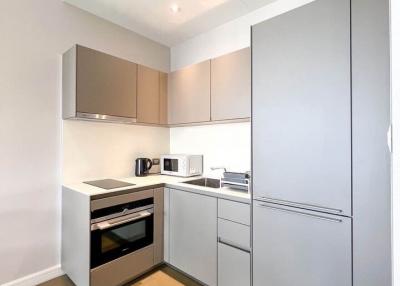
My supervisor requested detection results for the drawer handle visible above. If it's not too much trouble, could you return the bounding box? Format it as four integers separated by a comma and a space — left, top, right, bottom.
256, 203, 343, 223
218, 237, 251, 253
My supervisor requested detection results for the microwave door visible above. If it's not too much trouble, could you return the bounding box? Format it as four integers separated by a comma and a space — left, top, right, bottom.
164, 158, 179, 172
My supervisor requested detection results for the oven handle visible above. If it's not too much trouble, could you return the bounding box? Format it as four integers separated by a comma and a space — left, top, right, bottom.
91, 210, 153, 231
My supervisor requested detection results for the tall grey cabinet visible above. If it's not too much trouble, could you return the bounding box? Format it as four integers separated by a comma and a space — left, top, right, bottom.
252, 0, 391, 285
252, 0, 351, 215
352, 0, 391, 285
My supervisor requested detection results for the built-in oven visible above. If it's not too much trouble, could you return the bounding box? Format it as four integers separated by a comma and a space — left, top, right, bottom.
90, 197, 154, 269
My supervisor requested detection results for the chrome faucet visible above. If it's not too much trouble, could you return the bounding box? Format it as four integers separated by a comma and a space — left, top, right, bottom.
210, 166, 227, 173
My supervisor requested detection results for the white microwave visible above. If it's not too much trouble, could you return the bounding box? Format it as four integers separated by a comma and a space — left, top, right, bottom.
160, 154, 203, 177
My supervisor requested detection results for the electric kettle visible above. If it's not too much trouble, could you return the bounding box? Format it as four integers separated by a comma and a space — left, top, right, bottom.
135, 158, 153, 176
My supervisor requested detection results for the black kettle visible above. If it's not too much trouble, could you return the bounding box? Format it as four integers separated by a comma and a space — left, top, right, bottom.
135, 158, 153, 176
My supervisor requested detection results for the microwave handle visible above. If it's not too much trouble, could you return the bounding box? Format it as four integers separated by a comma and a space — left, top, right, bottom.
92, 210, 152, 231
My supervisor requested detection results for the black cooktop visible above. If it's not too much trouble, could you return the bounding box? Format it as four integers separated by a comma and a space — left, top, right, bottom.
83, 179, 135, 190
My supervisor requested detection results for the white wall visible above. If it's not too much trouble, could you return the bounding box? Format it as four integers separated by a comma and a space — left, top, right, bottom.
0, 1, 169, 285
63, 121, 169, 183
391, 0, 400, 284
170, 0, 315, 71
170, 123, 251, 177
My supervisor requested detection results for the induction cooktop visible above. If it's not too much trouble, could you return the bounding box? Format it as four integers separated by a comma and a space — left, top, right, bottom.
83, 179, 135, 190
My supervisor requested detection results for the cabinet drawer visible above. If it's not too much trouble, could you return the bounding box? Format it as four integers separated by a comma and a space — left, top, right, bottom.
218, 199, 250, 225
218, 242, 250, 286
218, 218, 250, 250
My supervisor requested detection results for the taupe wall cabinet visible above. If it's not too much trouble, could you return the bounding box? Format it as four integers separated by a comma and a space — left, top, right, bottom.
137, 65, 160, 124
159, 72, 168, 125
211, 48, 251, 121
168, 60, 211, 124
63, 45, 251, 126
63, 45, 138, 123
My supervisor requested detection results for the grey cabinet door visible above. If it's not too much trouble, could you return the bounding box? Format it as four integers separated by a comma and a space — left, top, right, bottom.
76, 45, 137, 118
169, 190, 217, 286
137, 65, 160, 124
218, 242, 250, 286
252, 0, 351, 215
168, 61, 211, 124
253, 202, 352, 286
211, 48, 251, 120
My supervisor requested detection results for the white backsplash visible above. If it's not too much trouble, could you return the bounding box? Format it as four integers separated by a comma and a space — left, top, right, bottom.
63, 120, 170, 183
169, 122, 251, 178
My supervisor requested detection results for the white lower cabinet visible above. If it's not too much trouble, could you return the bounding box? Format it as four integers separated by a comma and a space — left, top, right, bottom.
218, 242, 250, 286
169, 189, 217, 286
217, 217, 251, 286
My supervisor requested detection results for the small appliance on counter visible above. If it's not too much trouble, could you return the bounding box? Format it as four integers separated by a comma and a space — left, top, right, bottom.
135, 158, 153, 176
160, 154, 203, 177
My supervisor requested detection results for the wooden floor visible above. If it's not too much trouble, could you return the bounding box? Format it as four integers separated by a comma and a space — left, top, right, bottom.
38, 265, 202, 286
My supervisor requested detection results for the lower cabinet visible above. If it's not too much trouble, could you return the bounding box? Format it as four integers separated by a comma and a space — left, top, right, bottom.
218, 242, 250, 286
169, 189, 218, 286
253, 202, 352, 286
217, 218, 251, 286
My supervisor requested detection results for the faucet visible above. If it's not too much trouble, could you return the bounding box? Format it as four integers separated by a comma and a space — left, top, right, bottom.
210, 167, 227, 173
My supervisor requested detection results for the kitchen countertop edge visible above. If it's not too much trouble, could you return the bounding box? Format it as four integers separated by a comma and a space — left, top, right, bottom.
63, 175, 250, 204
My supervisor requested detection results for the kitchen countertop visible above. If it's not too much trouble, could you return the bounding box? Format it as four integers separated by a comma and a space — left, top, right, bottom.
63, 174, 251, 204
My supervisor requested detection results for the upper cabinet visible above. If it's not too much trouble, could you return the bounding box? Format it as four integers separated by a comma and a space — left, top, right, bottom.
159, 72, 168, 125
167, 49, 251, 125
137, 66, 169, 125
168, 60, 211, 125
211, 48, 251, 121
137, 65, 160, 124
63, 45, 251, 126
63, 45, 138, 123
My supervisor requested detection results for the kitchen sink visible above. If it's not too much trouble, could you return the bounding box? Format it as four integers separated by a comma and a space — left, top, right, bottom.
182, 178, 221, 188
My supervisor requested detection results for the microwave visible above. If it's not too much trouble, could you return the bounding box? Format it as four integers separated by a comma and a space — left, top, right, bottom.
160, 154, 203, 177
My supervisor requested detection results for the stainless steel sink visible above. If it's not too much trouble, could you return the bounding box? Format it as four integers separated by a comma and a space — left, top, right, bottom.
181, 178, 221, 188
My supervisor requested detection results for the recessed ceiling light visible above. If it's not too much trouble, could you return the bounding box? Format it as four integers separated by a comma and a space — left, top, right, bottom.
170, 3, 181, 14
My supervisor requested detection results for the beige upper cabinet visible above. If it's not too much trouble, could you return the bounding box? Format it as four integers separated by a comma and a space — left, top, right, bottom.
168, 60, 211, 125
211, 48, 251, 121
159, 72, 168, 125
137, 65, 160, 124
76, 45, 137, 118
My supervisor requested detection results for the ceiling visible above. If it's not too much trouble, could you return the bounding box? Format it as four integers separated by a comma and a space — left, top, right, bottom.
64, 0, 277, 46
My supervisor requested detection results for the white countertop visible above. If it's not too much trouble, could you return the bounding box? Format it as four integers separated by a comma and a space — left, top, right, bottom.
63, 174, 251, 204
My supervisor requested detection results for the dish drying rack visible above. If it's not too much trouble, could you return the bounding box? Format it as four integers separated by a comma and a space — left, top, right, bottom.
220, 172, 251, 192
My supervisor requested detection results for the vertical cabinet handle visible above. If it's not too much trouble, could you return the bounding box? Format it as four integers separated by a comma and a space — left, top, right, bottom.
387, 124, 393, 153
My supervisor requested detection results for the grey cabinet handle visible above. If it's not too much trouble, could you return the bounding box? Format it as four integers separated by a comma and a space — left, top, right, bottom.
255, 196, 343, 215
256, 203, 343, 223
387, 124, 392, 153
218, 237, 251, 253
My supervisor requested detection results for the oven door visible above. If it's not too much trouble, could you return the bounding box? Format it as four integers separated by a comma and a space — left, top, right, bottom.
91, 209, 154, 269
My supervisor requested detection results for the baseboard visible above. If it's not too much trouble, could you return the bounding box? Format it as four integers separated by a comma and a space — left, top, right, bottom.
1, 265, 64, 286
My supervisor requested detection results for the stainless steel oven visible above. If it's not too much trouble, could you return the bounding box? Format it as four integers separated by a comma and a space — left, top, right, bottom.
90, 197, 154, 269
